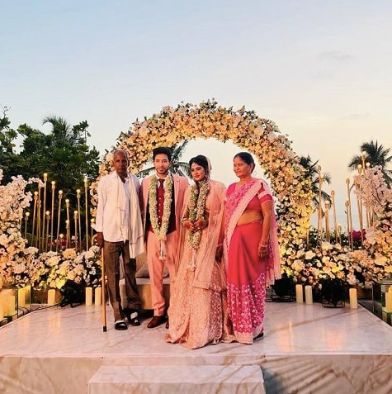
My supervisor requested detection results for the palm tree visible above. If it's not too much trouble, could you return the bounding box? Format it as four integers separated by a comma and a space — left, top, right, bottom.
348, 140, 392, 185
299, 155, 331, 208
137, 141, 191, 178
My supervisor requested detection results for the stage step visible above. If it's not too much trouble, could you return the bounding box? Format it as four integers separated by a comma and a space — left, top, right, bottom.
88, 365, 265, 394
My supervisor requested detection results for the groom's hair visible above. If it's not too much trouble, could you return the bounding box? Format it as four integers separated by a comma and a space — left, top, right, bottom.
153, 147, 172, 161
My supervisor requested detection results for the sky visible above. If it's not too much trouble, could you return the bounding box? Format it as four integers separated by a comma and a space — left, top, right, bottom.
1, 1, 392, 227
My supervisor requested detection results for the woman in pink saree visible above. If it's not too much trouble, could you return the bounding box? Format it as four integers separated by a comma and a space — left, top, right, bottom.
224, 152, 281, 344
166, 155, 233, 349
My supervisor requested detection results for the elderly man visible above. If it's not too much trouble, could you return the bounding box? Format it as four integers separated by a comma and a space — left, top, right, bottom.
95, 150, 144, 330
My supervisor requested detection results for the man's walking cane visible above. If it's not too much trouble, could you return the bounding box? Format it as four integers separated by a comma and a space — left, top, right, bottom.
101, 249, 107, 332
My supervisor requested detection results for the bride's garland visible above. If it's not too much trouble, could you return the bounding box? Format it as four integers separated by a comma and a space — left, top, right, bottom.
148, 176, 173, 241
186, 179, 210, 250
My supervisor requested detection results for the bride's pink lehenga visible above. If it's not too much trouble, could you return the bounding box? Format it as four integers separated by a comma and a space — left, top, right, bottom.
166, 180, 234, 349
224, 179, 281, 344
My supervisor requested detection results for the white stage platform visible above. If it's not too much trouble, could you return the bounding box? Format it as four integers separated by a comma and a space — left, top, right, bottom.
1, 302, 392, 393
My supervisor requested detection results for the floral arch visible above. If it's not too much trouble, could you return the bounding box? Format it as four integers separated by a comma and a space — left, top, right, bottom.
96, 100, 314, 275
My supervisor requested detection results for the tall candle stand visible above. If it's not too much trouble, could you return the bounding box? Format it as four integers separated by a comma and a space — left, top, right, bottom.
65, 220, 70, 248
41, 173, 48, 251
65, 199, 70, 247
74, 210, 79, 251
324, 200, 331, 242
50, 181, 56, 250
36, 187, 42, 249
45, 211, 50, 251
76, 189, 82, 251
32, 191, 38, 246
84, 176, 89, 251
56, 190, 63, 252
317, 166, 323, 244
24, 212, 30, 241
346, 178, 354, 249
331, 190, 338, 243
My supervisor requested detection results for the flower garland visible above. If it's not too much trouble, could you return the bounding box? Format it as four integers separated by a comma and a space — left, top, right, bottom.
148, 175, 173, 241
186, 179, 210, 250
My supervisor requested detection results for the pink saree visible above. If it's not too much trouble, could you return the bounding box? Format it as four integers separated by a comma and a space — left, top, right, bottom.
224, 178, 281, 344
166, 180, 234, 349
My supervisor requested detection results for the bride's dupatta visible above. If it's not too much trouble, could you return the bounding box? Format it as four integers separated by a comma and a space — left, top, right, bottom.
224, 178, 281, 287
175, 180, 226, 290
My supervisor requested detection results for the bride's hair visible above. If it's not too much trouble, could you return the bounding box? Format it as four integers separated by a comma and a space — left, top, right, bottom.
189, 155, 210, 176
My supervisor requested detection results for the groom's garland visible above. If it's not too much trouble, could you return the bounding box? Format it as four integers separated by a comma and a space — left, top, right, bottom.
148, 176, 173, 240
186, 179, 210, 250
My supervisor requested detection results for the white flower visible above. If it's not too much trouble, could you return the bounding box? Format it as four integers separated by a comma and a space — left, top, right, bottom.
85, 251, 94, 260
0, 234, 9, 246
47, 256, 61, 267
321, 242, 333, 251
374, 254, 387, 266
63, 248, 77, 259
13, 263, 26, 274
305, 251, 315, 260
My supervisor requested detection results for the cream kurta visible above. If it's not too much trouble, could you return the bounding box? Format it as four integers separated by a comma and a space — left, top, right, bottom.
95, 172, 140, 242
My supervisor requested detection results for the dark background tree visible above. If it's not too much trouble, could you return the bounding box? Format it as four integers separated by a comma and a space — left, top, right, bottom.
0, 106, 19, 178
299, 155, 331, 208
349, 140, 392, 185
0, 111, 100, 196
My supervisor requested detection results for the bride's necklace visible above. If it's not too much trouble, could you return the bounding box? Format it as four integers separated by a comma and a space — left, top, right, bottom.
187, 179, 209, 250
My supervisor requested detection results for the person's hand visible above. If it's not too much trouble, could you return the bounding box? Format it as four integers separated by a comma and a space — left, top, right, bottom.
258, 242, 269, 259
96, 232, 104, 248
215, 245, 223, 262
193, 218, 207, 231
182, 220, 194, 230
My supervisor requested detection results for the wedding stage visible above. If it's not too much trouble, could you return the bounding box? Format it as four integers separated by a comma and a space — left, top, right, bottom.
1, 302, 392, 394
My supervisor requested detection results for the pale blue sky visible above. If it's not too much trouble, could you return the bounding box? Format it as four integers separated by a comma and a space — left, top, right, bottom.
1, 1, 392, 226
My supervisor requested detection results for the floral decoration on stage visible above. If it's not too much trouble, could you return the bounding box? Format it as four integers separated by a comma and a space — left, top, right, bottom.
35, 246, 101, 289
284, 166, 392, 288
0, 169, 42, 287
352, 166, 392, 285
94, 99, 315, 276
1, 103, 392, 291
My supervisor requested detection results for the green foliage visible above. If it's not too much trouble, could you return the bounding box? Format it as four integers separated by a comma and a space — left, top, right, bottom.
0, 110, 100, 197
349, 140, 392, 185
0, 107, 19, 177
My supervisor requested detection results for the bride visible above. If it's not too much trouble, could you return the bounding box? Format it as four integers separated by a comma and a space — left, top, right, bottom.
166, 155, 233, 349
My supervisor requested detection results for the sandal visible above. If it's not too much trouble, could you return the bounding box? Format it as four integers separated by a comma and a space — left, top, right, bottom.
124, 309, 141, 326
254, 331, 264, 341
114, 320, 128, 330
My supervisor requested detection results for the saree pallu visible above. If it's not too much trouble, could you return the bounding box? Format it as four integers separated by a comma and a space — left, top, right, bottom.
227, 221, 267, 343
224, 179, 280, 344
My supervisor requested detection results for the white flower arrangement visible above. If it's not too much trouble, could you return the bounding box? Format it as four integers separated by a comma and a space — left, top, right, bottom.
0, 170, 42, 287
33, 246, 101, 289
